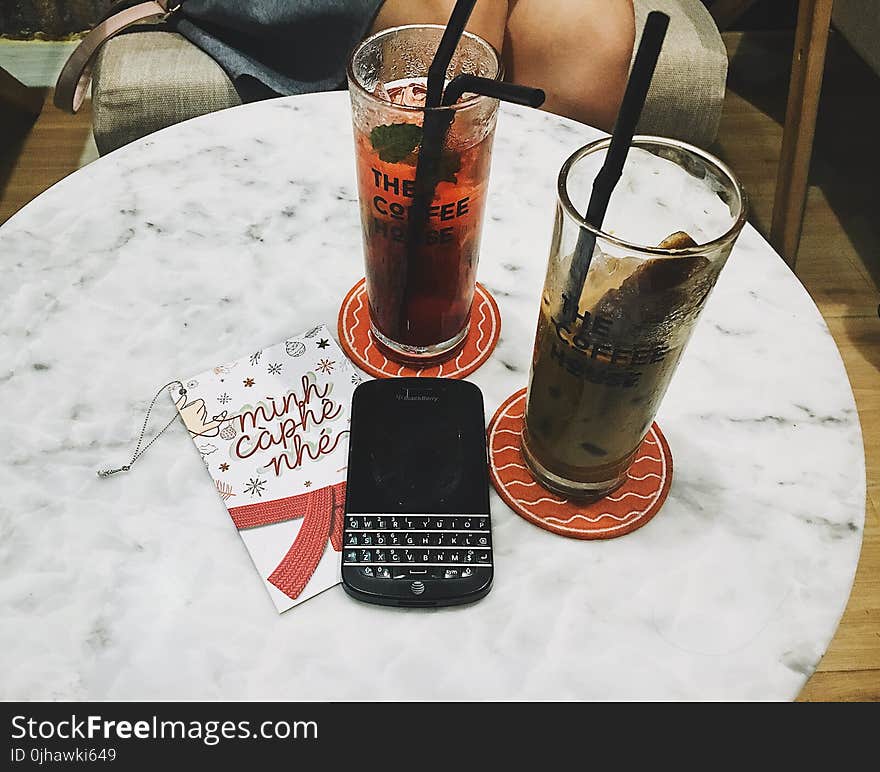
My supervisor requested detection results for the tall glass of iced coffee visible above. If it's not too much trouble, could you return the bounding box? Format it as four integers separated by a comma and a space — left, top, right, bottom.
522, 136, 748, 501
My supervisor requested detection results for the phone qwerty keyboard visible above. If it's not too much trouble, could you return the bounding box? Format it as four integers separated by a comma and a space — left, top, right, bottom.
343, 515, 491, 579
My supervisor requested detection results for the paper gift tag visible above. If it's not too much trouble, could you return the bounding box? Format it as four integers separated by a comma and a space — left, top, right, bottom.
173, 325, 364, 613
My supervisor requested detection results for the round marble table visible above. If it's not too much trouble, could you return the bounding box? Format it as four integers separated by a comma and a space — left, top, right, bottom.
0, 92, 865, 701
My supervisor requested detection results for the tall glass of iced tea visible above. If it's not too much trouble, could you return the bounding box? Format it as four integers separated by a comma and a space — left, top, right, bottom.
522, 137, 747, 501
347, 25, 501, 363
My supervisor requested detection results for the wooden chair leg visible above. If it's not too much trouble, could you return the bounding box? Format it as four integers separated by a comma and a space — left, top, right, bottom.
770, 0, 834, 269
0, 66, 43, 119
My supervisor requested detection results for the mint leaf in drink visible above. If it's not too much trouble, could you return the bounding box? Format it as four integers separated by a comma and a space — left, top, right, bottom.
370, 123, 423, 163
436, 149, 461, 184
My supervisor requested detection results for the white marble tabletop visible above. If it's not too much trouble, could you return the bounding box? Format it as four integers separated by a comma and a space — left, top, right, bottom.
0, 92, 865, 701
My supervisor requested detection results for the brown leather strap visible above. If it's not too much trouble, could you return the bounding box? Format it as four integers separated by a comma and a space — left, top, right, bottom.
54, 1, 175, 114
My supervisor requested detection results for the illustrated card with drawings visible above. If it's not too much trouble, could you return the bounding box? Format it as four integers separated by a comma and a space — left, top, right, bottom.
172, 325, 363, 612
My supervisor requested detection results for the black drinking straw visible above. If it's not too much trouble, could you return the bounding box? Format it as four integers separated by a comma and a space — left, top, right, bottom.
560, 11, 670, 326
430, 76, 545, 179
399, 0, 477, 335
399, 76, 546, 339
401, 0, 547, 338
442, 74, 546, 109
416, 77, 545, 222
425, 0, 478, 110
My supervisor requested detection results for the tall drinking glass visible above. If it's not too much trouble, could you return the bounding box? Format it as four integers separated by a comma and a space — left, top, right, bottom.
347, 25, 501, 363
522, 136, 748, 501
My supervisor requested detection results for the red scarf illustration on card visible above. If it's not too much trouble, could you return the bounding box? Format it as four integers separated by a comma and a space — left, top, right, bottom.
228, 481, 346, 599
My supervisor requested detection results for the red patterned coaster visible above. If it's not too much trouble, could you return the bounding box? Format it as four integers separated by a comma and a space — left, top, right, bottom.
488, 388, 673, 539
338, 278, 501, 379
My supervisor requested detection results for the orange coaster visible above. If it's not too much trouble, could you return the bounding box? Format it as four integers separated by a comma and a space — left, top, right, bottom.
338, 278, 501, 379
488, 388, 673, 539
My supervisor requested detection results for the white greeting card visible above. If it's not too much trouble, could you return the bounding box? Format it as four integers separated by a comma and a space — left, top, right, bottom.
173, 325, 363, 612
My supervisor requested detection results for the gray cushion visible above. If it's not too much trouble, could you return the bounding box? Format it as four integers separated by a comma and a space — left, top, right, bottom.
92, 2, 727, 154
92, 29, 241, 156
633, 0, 727, 148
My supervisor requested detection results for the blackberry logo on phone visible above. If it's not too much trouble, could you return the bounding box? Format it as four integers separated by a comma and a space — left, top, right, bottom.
396, 388, 439, 402
342, 378, 492, 607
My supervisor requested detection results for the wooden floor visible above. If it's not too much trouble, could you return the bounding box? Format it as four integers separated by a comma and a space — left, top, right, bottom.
0, 91, 93, 224
0, 30, 878, 700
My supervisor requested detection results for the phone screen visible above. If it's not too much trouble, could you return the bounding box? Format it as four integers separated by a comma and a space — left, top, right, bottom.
345, 379, 489, 515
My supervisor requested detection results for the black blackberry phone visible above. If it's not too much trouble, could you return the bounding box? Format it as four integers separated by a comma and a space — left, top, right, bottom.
342, 378, 493, 607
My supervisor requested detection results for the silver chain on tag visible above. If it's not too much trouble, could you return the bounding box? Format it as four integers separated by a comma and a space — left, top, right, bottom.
96, 381, 187, 477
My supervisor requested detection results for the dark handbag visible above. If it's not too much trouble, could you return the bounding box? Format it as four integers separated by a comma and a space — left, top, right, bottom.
55, 0, 383, 112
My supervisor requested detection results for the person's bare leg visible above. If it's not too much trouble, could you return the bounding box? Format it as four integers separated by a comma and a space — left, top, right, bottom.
369, 0, 633, 131
371, 0, 508, 55
503, 0, 635, 131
